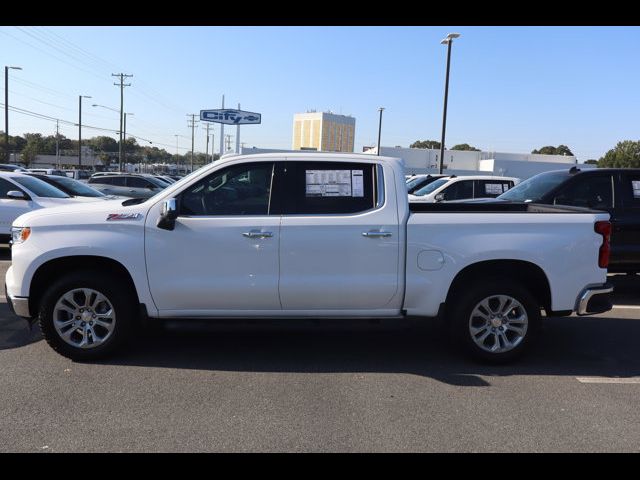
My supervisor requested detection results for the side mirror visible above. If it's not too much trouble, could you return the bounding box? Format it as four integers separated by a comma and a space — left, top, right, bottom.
6, 190, 28, 200
157, 198, 178, 231
434, 193, 445, 202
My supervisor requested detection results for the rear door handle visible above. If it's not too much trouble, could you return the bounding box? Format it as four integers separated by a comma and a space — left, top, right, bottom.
243, 230, 273, 239
362, 230, 392, 238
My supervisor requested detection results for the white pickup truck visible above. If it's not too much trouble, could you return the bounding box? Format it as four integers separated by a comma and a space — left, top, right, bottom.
5, 153, 613, 363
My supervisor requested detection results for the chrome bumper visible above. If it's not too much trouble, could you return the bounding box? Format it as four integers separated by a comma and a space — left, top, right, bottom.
6, 292, 31, 318
576, 283, 613, 316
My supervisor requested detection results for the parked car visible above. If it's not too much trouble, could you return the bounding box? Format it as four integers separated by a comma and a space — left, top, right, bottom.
87, 173, 169, 199
474, 167, 640, 274
26, 173, 114, 198
409, 175, 519, 203
154, 175, 176, 184
0, 172, 101, 243
0, 164, 28, 172
6, 153, 611, 363
27, 168, 67, 177
63, 170, 93, 182
406, 174, 448, 194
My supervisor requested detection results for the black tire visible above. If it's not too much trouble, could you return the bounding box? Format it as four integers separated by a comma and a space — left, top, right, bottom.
38, 270, 137, 361
448, 279, 540, 364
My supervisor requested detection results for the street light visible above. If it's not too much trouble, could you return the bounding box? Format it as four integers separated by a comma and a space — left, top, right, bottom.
4, 66, 22, 163
93, 104, 123, 170
438, 32, 460, 174
78, 95, 92, 167
377, 107, 385, 156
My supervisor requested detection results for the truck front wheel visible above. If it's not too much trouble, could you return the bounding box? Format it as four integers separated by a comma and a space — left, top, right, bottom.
38, 271, 136, 360
450, 280, 540, 363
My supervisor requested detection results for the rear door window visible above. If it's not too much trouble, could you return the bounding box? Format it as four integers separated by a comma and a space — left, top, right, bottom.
281, 161, 376, 214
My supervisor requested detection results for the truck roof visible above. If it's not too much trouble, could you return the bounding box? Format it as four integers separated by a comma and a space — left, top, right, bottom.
215, 151, 405, 168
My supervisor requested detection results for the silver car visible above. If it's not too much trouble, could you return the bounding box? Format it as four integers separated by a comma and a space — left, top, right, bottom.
87, 174, 169, 199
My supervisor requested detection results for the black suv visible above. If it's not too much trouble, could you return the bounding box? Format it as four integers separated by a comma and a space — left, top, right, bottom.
497, 167, 640, 274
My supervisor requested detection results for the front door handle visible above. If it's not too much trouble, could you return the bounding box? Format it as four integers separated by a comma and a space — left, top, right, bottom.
243, 230, 273, 239
362, 230, 392, 238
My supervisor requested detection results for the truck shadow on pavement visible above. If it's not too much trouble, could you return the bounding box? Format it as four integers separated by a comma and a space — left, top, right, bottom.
78, 312, 638, 387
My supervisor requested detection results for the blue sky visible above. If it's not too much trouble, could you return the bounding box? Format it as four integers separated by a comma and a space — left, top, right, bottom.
1, 26, 639, 160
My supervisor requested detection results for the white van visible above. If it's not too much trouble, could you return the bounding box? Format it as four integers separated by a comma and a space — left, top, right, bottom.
408, 175, 520, 203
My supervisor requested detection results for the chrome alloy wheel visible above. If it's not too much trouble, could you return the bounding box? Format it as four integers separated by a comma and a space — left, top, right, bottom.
53, 288, 117, 349
468, 294, 528, 354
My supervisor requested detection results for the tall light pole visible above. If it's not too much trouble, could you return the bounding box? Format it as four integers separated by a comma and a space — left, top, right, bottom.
377, 107, 385, 156
78, 95, 92, 167
438, 32, 460, 174
4, 66, 22, 163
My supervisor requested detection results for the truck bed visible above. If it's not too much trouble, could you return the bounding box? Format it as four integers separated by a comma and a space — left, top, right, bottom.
409, 202, 600, 214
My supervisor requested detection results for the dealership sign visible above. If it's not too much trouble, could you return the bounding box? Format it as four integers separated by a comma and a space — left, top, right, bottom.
200, 109, 262, 125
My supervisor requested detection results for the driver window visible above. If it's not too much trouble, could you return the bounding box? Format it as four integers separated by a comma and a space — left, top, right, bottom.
553, 176, 613, 209
180, 162, 274, 216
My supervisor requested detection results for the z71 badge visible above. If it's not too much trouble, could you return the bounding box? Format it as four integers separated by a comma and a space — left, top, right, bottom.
106, 213, 142, 221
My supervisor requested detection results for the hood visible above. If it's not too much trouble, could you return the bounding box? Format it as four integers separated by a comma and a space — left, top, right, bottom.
14, 197, 150, 227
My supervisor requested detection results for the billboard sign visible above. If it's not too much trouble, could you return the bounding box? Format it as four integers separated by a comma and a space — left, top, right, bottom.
200, 109, 262, 125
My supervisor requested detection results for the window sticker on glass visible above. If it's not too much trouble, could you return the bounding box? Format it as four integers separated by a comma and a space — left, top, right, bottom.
632, 180, 640, 199
306, 169, 355, 197
351, 170, 364, 197
485, 183, 504, 195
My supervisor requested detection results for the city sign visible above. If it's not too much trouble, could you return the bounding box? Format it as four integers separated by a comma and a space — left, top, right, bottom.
200, 109, 262, 125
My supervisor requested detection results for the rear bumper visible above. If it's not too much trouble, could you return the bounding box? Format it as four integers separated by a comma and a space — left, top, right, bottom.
575, 282, 613, 316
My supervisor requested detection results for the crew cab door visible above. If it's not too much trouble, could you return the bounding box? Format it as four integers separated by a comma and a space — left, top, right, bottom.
277, 160, 401, 313
144, 161, 281, 314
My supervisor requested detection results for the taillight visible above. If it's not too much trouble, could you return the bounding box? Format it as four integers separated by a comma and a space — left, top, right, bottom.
594, 221, 611, 268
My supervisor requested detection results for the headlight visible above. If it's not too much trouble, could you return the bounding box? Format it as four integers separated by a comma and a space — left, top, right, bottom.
11, 227, 31, 244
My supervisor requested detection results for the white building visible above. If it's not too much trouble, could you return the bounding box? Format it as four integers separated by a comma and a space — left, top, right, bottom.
367, 146, 594, 179
238, 145, 594, 181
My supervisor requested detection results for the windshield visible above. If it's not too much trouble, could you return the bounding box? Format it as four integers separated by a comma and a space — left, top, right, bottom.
406, 176, 426, 190
413, 178, 450, 196
46, 176, 105, 197
12, 176, 70, 198
498, 171, 571, 202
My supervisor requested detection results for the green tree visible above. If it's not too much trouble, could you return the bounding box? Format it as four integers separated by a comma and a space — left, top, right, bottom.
410, 140, 441, 149
21, 133, 45, 167
584, 159, 598, 165
451, 143, 480, 151
532, 145, 574, 156
598, 140, 640, 168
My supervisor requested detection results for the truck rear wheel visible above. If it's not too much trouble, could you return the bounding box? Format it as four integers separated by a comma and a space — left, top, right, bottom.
38, 271, 136, 360
449, 280, 540, 363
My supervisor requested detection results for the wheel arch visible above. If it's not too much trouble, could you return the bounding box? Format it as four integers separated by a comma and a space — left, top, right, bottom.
29, 256, 140, 317
444, 259, 552, 318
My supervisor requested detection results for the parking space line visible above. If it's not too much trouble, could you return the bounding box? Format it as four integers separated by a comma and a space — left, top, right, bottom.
576, 377, 640, 384
611, 305, 640, 310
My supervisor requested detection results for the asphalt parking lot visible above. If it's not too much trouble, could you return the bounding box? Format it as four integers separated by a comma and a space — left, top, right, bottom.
1, 247, 639, 452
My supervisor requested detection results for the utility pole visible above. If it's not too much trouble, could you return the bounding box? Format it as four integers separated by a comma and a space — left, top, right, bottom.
219, 94, 225, 156
377, 107, 385, 156
204, 122, 210, 165
210, 131, 215, 162
55, 120, 60, 168
187, 114, 198, 173
236, 103, 241, 153
112, 73, 133, 171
